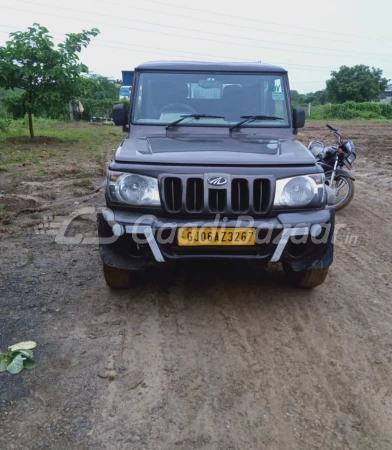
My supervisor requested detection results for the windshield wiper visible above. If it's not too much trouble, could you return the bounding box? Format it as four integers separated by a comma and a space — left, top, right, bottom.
229, 115, 284, 132
166, 114, 225, 130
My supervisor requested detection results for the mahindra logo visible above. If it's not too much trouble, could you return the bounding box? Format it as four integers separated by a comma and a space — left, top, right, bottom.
208, 176, 227, 186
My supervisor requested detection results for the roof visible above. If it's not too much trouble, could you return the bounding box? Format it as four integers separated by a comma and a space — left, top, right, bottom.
135, 61, 287, 73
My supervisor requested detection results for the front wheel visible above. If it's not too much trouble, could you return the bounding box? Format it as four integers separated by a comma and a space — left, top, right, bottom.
103, 263, 132, 289
326, 175, 355, 211
283, 264, 329, 289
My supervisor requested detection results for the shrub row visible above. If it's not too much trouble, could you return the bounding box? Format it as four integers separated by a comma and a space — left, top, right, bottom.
309, 102, 392, 120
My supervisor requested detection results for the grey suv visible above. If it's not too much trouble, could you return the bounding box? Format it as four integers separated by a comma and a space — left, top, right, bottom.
98, 61, 334, 289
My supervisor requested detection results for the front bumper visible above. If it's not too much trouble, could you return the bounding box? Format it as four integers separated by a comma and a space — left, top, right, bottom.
98, 209, 335, 272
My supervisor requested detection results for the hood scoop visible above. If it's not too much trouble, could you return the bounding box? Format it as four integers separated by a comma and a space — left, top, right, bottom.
138, 136, 281, 155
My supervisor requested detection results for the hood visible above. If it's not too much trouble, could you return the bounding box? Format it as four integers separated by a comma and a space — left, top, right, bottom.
114, 135, 315, 166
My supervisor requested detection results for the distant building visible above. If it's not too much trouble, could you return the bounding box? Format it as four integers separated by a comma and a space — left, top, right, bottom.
380, 83, 392, 104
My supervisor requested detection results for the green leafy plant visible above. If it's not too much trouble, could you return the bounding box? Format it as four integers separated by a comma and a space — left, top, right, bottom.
0, 341, 37, 375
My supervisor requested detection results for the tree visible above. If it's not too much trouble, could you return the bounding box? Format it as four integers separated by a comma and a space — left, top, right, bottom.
0, 24, 99, 138
303, 90, 327, 105
84, 74, 119, 100
290, 90, 301, 101
326, 65, 389, 104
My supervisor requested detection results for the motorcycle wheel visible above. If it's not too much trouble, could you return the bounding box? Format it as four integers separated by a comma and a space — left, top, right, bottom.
326, 175, 355, 211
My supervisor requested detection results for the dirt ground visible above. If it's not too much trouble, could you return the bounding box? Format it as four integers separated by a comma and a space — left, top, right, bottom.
1, 121, 392, 450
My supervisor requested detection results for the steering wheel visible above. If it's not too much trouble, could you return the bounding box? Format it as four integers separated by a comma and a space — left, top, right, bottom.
159, 103, 197, 116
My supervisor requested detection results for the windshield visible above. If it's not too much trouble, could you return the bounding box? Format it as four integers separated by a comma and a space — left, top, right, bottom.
132, 72, 290, 128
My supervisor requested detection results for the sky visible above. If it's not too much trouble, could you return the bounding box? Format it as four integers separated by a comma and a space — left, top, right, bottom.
0, 0, 391, 93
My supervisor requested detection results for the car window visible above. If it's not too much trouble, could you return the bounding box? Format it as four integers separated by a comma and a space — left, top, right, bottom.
133, 72, 289, 127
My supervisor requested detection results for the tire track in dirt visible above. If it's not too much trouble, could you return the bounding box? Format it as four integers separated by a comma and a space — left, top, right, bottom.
90, 284, 171, 449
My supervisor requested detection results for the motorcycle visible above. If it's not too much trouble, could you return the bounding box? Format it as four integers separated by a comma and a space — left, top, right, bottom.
308, 124, 357, 211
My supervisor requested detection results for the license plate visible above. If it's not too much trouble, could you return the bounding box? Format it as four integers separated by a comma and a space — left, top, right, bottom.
177, 227, 256, 246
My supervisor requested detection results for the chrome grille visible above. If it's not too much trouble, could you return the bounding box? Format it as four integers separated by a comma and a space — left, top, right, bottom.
161, 175, 273, 216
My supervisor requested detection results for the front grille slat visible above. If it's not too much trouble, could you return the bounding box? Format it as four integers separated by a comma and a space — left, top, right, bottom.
253, 179, 271, 213
163, 177, 182, 212
259, 181, 262, 212
171, 179, 175, 210
238, 182, 241, 210
186, 178, 203, 212
231, 179, 249, 213
194, 180, 197, 210
209, 189, 226, 212
259, 190, 262, 212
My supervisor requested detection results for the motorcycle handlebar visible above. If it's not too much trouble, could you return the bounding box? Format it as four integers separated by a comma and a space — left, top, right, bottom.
326, 124, 336, 131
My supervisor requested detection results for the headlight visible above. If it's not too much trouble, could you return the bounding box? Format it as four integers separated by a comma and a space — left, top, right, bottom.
107, 171, 160, 206
274, 174, 325, 208
347, 154, 356, 164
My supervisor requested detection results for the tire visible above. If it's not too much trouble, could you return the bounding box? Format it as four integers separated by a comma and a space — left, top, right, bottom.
103, 263, 131, 289
283, 264, 329, 289
327, 175, 355, 212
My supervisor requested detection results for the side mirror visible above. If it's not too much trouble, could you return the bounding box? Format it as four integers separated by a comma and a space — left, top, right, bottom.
112, 103, 128, 131
292, 107, 305, 129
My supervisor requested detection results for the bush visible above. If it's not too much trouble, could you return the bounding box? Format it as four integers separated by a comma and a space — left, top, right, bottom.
0, 118, 11, 133
309, 102, 392, 120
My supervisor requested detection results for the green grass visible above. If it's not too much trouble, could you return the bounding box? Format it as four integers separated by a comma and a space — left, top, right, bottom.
0, 204, 5, 212
0, 121, 123, 170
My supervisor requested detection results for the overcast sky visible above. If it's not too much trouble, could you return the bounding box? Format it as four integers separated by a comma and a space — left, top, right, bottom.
0, 0, 391, 93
